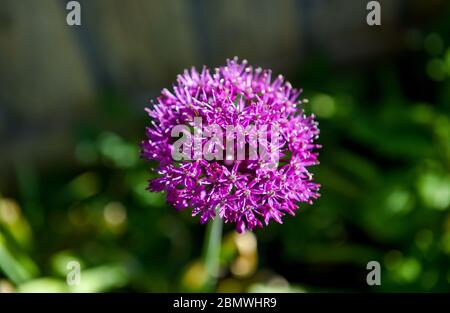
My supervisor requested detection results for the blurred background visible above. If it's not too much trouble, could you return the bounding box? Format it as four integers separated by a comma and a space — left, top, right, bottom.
1, 0, 450, 292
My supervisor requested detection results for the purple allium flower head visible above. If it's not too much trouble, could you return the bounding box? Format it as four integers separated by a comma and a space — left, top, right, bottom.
141, 57, 320, 233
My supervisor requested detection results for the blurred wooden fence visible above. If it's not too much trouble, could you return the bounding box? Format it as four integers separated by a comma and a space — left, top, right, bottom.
0, 0, 447, 177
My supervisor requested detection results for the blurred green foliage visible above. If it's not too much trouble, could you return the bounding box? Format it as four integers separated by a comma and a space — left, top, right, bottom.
1, 24, 450, 292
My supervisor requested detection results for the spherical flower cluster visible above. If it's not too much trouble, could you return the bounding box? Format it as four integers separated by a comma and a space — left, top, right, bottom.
141, 57, 320, 233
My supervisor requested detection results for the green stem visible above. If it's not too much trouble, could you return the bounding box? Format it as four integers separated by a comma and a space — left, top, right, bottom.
202, 210, 223, 292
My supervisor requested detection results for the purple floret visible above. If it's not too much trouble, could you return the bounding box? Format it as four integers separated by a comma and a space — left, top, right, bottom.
141, 57, 321, 233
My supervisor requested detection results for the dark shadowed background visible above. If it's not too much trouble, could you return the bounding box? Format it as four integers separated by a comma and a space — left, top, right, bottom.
1, 0, 450, 292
